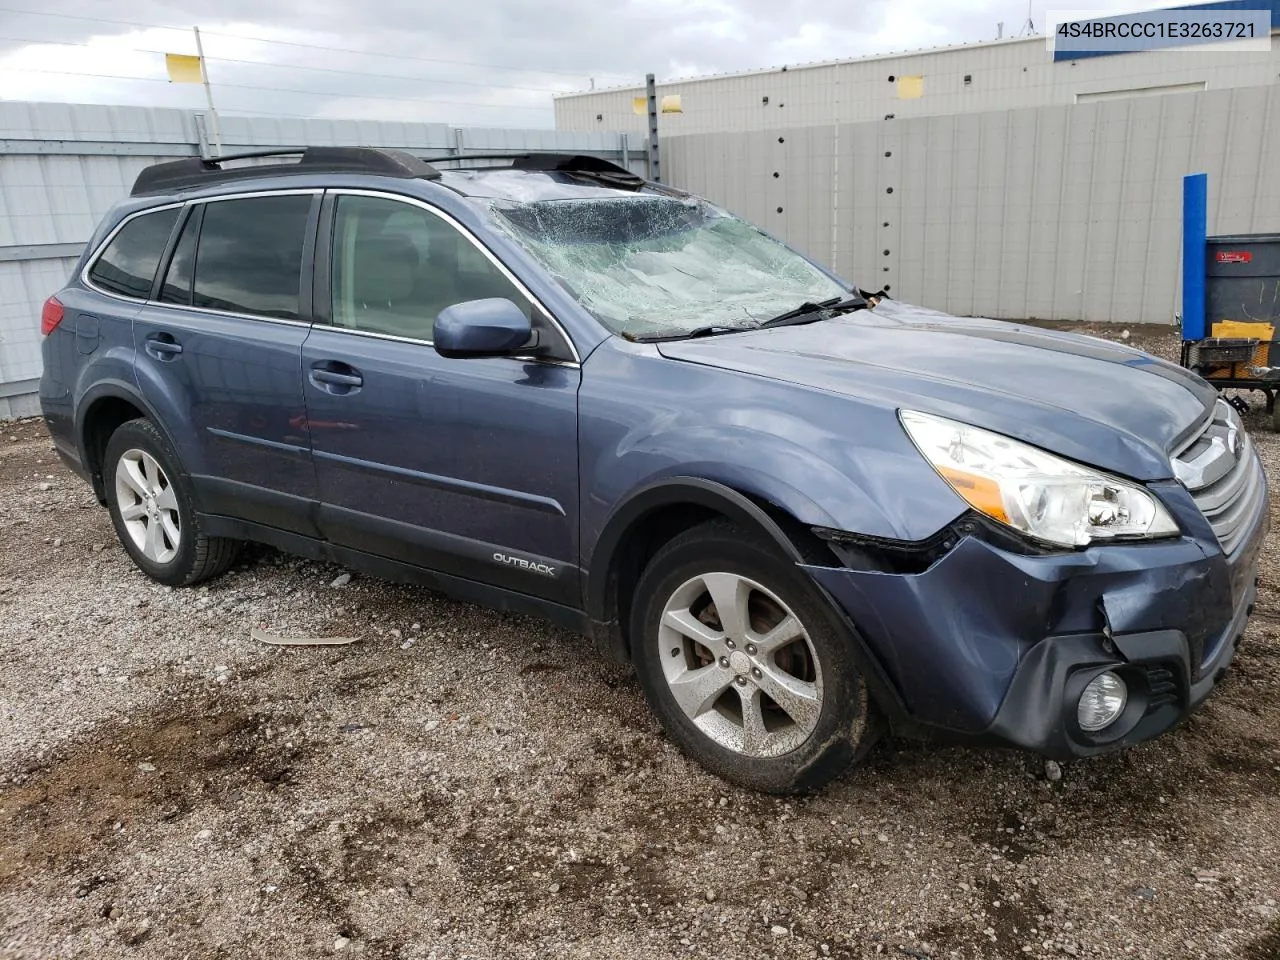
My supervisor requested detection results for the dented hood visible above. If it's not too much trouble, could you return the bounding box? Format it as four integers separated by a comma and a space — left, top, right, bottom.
655, 301, 1216, 481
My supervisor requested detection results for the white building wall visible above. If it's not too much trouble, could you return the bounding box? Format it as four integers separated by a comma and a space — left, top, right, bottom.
555, 35, 1280, 135
661, 84, 1280, 326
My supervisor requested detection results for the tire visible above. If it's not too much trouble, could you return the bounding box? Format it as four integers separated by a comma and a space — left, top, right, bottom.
630, 519, 879, 794
103, 418, 240, 586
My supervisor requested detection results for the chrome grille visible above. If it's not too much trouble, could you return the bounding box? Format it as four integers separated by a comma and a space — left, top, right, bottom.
1172, 400, 1266, 555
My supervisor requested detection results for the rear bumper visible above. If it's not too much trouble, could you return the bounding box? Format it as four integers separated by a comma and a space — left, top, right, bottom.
804, 498, 1267, 758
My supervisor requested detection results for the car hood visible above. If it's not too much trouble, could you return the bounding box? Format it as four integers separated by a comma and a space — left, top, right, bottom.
655, 300, 1216, 481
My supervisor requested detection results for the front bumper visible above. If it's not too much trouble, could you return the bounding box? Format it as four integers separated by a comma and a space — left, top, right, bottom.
981, 572, 1255, 758
804, 500, 1267, 759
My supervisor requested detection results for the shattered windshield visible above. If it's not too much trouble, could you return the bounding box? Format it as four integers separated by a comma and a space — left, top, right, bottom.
487, 194, 847, 338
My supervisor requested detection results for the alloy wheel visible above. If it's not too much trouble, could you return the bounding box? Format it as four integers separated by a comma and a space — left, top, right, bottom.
657, 572, 823, 758
114, 448, 181, 564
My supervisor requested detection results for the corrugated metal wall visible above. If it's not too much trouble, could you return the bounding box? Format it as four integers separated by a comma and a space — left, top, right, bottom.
663, 84, 1280, 326
555, 35, 1280, 135
0, 100, 639, 419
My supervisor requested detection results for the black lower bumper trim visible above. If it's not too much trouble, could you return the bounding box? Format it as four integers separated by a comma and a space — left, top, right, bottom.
982, 576, 1255, 760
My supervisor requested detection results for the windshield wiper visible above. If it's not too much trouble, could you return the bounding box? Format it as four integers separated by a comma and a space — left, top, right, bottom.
624, 292, 877, 342
758, 295, 870, 329
625, 325, 755, 343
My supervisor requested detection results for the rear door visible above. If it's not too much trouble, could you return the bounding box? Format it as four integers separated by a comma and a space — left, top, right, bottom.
133, 190, 321, 535
302, 190, 582, 605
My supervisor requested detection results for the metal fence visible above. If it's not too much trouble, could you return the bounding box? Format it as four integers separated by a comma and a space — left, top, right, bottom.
0, 100, 639, 419
662, 83, 1280, 331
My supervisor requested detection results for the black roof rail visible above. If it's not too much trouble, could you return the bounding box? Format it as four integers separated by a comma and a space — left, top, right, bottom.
422, 152, 645, 188
130, 147, 441, 196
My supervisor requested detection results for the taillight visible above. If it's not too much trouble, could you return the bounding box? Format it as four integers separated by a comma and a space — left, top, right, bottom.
41, 296, 64, 336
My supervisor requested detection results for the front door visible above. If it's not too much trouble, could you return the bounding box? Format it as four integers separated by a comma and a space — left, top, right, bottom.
302, 191, 582, 605
134, 191, 321, 534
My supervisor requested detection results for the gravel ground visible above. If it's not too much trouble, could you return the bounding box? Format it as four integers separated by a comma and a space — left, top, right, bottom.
2, 323, 1279, 960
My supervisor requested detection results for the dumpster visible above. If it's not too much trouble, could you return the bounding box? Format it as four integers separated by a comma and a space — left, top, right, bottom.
1181, 174, 1280, 431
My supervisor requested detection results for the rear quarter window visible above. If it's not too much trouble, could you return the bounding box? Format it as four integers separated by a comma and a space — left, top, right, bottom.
87, 207, 180, 299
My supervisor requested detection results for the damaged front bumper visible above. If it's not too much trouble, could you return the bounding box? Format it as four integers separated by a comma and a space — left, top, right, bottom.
804, 499, 1267, 759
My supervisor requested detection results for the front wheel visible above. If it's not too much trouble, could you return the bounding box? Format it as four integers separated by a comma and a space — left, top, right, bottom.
104, 418, 240, 586
630, 520, 879, 793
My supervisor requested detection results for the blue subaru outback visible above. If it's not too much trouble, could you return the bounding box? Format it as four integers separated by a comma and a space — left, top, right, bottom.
39, 148, 1268, 793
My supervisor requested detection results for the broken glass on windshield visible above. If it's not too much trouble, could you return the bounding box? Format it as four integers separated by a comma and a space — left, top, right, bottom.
488, 195, 846, 339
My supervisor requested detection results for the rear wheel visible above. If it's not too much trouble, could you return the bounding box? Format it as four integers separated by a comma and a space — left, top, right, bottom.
104, 418, 239, 586
630, 520, 879, 793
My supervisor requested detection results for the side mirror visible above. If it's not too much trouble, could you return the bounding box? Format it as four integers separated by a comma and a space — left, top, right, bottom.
434, 298, 535, 359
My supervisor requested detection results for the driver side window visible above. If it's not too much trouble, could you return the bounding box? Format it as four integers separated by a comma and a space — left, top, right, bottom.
330, 194, 533, 341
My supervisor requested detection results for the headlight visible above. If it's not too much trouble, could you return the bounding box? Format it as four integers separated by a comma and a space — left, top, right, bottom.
899, 410, 1179, 547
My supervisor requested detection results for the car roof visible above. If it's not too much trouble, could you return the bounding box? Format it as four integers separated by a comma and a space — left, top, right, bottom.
127, 148, 657, 204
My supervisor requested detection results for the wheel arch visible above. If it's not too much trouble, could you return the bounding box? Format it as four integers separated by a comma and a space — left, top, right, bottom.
75, 381, 172, 503
585, 477, 839, 663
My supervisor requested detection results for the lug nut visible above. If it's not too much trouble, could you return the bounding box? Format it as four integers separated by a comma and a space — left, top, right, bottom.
735, 676, 748, 686
725, 638, 736, 649
745, 643, 757, 655
751, 667, 762, 679
719, 656, 730, 668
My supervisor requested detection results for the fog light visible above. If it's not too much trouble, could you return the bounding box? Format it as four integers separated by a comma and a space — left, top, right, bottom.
1077, 671, 1128, 732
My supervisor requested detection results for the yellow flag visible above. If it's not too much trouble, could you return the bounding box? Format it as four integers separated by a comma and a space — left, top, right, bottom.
632, 96, 647, 116
660, 94, 683, 114
165, 54, 204, 84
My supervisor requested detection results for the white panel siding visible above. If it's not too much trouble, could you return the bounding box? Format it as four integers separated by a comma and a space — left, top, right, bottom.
655, 84, 1280, 326
555, 35, 1280, 135
0, 256, 78, 385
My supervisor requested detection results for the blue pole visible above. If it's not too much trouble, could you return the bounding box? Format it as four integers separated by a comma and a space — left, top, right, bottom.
1182, 173, 1207, 341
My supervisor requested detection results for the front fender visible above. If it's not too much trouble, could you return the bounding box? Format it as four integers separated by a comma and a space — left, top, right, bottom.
585, 476, 806, 621
578, 338, 967, 560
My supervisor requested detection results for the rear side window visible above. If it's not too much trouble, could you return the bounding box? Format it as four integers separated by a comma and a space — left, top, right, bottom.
87, 207, 179, 299
192, 195, 312, 320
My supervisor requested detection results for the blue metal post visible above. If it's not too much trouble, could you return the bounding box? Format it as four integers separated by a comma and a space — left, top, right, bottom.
1182, 173, 1207, 341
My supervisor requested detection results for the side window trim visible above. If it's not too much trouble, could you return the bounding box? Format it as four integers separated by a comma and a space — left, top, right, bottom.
82, 188, 320, 326
297, 190, 323, 324
81, 202, 185, 303
312, 191, 337, 328
151, 203, 203, 304
320, 188, 581, 365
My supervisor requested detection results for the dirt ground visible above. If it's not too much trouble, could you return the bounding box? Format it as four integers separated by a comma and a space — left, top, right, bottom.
2, 322, 1279, 960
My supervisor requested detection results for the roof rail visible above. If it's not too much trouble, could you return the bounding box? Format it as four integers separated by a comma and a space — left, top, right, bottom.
130, 147, 440, 196
422, 152, 644, 188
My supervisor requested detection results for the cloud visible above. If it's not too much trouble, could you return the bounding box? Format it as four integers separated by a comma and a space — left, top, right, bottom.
0, 0, 1179, 126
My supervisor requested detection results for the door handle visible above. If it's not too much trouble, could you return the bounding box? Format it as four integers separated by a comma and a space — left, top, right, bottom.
309, 362, 363, 394
145, 334, 183, 361
312, 369, 362, 386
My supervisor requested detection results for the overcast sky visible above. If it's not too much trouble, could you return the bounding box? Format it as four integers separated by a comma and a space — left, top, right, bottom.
0, 0, 1183, 128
